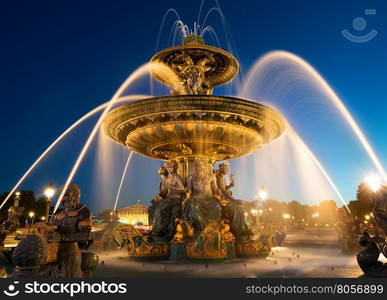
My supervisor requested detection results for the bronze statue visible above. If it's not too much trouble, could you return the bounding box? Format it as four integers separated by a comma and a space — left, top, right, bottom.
0, 207, 20, 248
148, 166, 168, 225
44, 183, 92, 278
214, 162, 251, 240
356, 185, 387, 277
357, 231, 387, 277
151, 161, 184, 240
183, 159, 222, 233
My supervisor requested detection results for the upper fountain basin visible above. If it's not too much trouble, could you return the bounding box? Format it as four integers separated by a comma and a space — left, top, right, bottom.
102, 95, 285, 161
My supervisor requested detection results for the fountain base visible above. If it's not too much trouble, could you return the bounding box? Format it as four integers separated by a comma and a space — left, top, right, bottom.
114, 223, 272, 261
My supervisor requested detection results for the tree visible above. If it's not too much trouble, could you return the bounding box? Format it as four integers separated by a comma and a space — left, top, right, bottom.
0, 190, 48, 225
347, 183, 373, 219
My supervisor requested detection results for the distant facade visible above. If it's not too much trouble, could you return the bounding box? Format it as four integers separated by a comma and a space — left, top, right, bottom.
117, 203, 148, 225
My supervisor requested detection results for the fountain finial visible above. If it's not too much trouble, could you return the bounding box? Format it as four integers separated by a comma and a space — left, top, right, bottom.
182, 34, 205, 46
150, 36, 238, 95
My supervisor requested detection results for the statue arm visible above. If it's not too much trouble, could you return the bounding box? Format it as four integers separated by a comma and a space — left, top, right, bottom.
216, 175, 233, 201
60, 207, 92, 242
226, 174, 235, 190
165, 175, 188, 193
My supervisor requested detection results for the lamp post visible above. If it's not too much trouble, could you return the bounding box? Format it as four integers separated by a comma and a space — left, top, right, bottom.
28, 211, 35, 232
283, 213, 290, 220
14, 191, 21, 208
251, 209, 258, 228
258, 186, 268, 202
44, 185, 55, 222
257, 186, 268, 225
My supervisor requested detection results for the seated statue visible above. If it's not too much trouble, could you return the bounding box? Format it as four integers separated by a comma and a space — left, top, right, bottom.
150, 161, 184, 240
44, 183, 92, 278
214, 162, 251, 240
148, 166, 168, 226
183, 159, 222, 233
0, 207, 21, 248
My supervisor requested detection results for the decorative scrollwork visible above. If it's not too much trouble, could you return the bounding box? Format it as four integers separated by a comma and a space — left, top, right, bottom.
113, 224, 169, 258
186, 222, 227, 259
235, 226, 273, 258
171, 218, 194, 244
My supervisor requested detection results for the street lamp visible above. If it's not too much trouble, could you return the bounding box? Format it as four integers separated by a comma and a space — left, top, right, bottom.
29, 211, 35, 228
14, 191, 21, 208
44, 185, 55, 222
365, 175, 382, 192
258, 186, 268, 201
283, 213, 290, 219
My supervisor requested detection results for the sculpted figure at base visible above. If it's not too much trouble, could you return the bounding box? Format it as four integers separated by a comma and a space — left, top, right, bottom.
356, 185, 387, 277
357, 231, 387, 277
151, 161, 184, 240
183, 159, 222, 233
44, 184, 92, 278
148, 166, 168, 226
214, 162, 251, 240
0, 207, 21, 248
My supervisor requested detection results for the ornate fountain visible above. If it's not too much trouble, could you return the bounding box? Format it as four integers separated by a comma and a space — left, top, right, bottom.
103, 34, 285, 261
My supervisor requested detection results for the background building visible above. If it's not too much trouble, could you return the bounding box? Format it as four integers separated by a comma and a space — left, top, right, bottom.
117, 203, 148, 225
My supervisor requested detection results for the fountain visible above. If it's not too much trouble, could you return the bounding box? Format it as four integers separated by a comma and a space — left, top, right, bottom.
0, 3, 385, 277
103, 34, 285, 260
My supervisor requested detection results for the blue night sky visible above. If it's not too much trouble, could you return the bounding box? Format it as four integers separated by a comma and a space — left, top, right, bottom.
0, 0, 387, 213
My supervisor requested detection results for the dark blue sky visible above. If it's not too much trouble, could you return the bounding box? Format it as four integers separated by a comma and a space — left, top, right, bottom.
1, 0, 387, 213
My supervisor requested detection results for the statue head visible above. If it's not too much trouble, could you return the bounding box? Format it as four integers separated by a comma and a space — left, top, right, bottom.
165, 160, 178, 175
61, 183, 81, 212
193, 159, 209, 178
158, 166, 168, 178
218, 162, 230, 174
